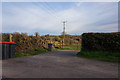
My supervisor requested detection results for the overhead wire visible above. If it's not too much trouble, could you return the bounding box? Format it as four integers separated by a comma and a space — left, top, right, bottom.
43, 1, 61, 20
33, 1, 63, 21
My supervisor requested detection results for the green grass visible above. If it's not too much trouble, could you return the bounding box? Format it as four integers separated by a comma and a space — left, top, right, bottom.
15, 48, 48, 58
52, 48, 58, 51
58, 45, 81, 51
48, 36, 55, 39
76, 51, 120, 62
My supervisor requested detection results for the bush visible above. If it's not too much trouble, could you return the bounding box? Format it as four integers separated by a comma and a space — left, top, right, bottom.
81, 32, 120, 52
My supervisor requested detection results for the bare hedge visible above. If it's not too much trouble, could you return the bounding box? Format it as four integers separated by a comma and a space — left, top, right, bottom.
2, 33, 44, 54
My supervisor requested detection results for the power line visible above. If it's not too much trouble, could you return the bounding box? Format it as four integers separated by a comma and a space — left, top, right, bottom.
43, 1, 61, 20
33, 2, 61, 21
33, 2, 54, 16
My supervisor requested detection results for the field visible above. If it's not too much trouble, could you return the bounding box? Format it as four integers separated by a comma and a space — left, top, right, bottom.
58, 44, 81, 51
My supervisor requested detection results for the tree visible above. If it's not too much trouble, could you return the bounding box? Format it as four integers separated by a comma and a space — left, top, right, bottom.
45, 34, 49, 37
35, 32, 39, 37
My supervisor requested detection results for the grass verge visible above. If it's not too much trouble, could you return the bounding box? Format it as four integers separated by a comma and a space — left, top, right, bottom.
76, 51, 120, 62
15, 48, 48, 58
58, 45, 81, 51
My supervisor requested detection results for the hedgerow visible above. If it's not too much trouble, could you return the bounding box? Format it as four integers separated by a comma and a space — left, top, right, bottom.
2, 32, 44, 54
81, 32, 120, 52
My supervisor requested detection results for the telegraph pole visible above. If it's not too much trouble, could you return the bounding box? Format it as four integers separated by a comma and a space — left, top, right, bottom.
62, 21, 67, 48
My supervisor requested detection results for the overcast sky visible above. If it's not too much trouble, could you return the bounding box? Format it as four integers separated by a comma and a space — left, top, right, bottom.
2, 2, 118, 35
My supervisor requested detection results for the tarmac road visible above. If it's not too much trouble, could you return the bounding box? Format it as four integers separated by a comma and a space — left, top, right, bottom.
2, 50, 118, 78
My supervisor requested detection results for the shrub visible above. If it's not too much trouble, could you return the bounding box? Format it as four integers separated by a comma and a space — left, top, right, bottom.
81, 32, 120, 52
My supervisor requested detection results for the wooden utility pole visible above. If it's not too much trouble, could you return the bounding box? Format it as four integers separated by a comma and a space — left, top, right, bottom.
62, 21, 67, 48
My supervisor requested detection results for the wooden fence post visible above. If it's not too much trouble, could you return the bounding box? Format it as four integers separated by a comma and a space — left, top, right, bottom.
50, 38, 52, 43
77, 42, 78, 50
46, 40, 48, 48
9, 34, 13, 42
